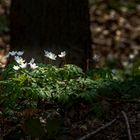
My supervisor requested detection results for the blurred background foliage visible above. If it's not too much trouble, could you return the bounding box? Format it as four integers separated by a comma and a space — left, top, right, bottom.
89, 0, 140, 10
89, 0, 140, 75
0, 0, 10, 68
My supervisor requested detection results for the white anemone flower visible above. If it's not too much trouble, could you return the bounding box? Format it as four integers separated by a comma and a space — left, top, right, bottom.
14, 56, 25, 64
28, 58, 35, 64
19, 62, 27, 68
129, 54, 135, 60
13, 65, 20, 70
17, 51, 24, 56
29, 63, 38, 69
28, 58, 38, 69
9, 51, 17, 56
44, 50, 49, 54
122, 61, 129, 67
44, 51, 57, 60
58, 51, 66, 58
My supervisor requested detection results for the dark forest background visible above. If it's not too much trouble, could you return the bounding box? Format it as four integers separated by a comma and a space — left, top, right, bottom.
0, 0, 140, 70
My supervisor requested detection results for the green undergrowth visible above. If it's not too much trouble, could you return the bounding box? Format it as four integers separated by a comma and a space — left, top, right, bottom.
0, 63, 140, 111
0, 63, 140, 139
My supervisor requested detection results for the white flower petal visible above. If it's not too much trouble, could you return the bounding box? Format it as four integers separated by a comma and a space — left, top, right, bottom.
13, 65, 20, 70
44, 51, 57, 60
29, 58, 35, 64
19, 63, 27, 68
30, 63, 38, 69
17, 51, 24, 56
9, 51, 17, 56
58, 51, 66, 58
44, 50, 49, 54
14, 56, 25, 64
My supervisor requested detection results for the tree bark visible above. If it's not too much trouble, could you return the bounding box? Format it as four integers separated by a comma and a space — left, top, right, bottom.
10, 0, 92, 69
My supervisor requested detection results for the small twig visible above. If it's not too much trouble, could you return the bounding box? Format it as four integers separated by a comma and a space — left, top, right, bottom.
121, 111, 133, 140
78, 118, 117, 140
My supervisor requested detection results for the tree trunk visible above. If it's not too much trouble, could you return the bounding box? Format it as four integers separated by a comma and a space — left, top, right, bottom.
10, 0, 92, 69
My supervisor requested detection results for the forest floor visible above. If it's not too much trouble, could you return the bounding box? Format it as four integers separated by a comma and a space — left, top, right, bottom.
66, 99, 140, 140
1, 96, 140, 140
66, 2, 140, 139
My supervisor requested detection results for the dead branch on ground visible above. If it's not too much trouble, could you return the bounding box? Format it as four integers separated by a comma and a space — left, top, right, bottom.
78, 118, 117, 140
121, 111, 133, 140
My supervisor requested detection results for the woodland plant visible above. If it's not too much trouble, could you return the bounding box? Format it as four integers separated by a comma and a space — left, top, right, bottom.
0, 50, 96, 112
0, 50, 140, 111
0, 50, 140, 139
